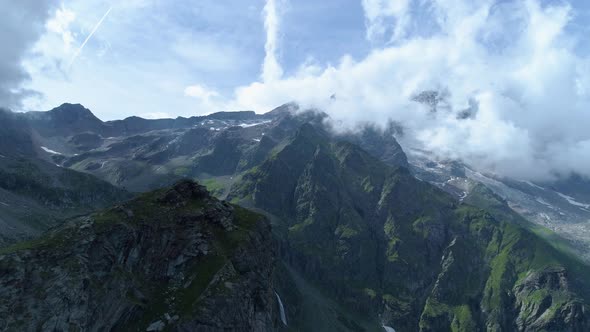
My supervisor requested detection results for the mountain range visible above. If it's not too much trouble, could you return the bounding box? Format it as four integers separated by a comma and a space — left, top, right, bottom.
0, 103, 589, 331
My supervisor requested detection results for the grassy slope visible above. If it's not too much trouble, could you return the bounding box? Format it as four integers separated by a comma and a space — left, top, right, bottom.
230, 124, 590, 331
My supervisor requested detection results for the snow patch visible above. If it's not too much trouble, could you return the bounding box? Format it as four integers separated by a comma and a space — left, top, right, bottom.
539, 213, 551, 221
524, 181, 546, 191
535, 197, 556, 210
41, 146, 62, 155
556, 192, 590, 209
383, 325, 396, 332
238, 120, 271, 128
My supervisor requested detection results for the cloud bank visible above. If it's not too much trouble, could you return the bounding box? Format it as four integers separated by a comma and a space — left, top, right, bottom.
234, 0, 590, 181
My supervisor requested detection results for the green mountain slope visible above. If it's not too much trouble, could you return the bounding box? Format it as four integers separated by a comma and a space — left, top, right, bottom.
0, 180, 279, 331
230, 124, 590, 331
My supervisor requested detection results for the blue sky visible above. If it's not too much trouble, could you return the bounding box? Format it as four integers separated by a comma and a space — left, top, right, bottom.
15, 0, 590, 121
19, 0, 372, 120
4, 0, 590, 180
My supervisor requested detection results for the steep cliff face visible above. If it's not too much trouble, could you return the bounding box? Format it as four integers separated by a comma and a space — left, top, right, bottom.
0, 180, 278, 332
230, 124, 590, 331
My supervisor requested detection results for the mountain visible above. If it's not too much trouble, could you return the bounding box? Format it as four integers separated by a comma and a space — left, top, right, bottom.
14, 103, 410, 194
229, 123, 590, 331
0, 180, 279, 331
409, 150, 590, 263
3, 102, 590, 331
0, 109, 129, 246
24, 103, 105, 138
12, 102, 590, 260
20, 104, 284, 191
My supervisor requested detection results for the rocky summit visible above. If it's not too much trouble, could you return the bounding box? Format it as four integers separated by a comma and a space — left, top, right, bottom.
0, 180, 278, 331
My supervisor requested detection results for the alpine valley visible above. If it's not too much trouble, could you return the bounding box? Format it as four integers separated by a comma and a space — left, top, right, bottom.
1, 103, 589, 332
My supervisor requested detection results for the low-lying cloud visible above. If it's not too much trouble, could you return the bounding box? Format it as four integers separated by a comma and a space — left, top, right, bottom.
234, 0, 590, 181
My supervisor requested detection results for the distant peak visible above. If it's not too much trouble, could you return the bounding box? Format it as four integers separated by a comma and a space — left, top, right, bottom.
51, 103, 90, 112
265, 102, 299, 117
48, 103, 102, 122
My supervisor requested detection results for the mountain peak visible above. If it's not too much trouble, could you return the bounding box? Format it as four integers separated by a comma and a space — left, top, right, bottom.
264, 102, 299, 117
157, 179, 210, 206
26, 103, 107, 137
48, 103, 101, 122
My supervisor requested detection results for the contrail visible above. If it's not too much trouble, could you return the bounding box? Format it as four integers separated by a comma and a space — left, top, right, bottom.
67, 5, 113, 70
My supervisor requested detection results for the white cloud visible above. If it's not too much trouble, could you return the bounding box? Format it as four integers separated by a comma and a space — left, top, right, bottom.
46, 5, 76, 50
172, 33, 244, 73
21, 0, 263, 117
262, 0, 284, 82
184, 84, 219, 101
183, 84, 229, 115
233, 0, 590, 181
10, 0, 590, 182
361, 0, 411, 43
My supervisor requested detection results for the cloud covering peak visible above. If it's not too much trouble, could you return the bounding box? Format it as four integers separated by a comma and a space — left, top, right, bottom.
234, 0, 590, 181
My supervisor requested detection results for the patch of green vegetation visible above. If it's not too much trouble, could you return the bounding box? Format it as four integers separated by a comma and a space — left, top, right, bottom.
178, 254, 227, 316
232, 205, 261, 230
451, 305, 477, 332
289, 218, 314, 234
420, 298, 451, 325
335, 224, 359, 239
363, 288, 376, 299
412, 216, 434, 236
382, 294, 412, 313
383, 215, 395, 236
0, 239, 41, 255
385, 236, 402, 262
201, 178, 225, 196
173, 167, 190, 177
0, 229, 71, 255
361, 176, 374, 193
